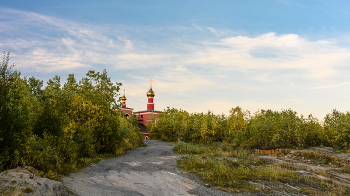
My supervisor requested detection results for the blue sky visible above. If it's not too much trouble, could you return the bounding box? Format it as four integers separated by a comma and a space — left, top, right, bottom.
2, 0, 350, 120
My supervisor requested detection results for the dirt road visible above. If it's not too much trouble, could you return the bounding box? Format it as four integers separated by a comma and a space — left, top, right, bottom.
62, 140, 234, 196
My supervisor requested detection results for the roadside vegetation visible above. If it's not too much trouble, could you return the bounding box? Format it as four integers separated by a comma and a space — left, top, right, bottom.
149, 107, 350, 149
175, 142, 350, 195
150, 107, 350, 195
0, 52, 144, 179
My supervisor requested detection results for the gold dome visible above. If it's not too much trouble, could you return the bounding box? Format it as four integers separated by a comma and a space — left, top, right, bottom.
121, 95, 127, 101
147, 87, 155, 97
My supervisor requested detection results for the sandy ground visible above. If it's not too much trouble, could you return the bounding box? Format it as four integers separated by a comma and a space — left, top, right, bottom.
62, 140, 234, 196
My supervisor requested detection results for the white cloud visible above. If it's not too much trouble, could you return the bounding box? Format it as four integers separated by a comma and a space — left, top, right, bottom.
118, 37, 133, 51
174, 65, 187, 71
208, 27, 221, 37
0, 7, 138, 72
2, 7, 350, 119
4, 7, 349, 79
310, 82, 350, 89
191, 23, 203, 31
186, 33, 350, 80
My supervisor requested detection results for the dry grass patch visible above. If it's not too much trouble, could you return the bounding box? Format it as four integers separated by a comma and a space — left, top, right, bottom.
174, 141, 254, 159
175, 141, 350, 195
178, 156, 302, 193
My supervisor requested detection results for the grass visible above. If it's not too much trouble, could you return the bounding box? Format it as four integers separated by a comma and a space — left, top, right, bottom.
174, 141, 257, 160
23, 186, 33, 193
34, 145, 140, 181
47, 152, 122, 180
175, 141, 350, 195
178, 156, 251, 191
178, 156, 297, 192
336, 168, 350, 174
294, 151, 350, 168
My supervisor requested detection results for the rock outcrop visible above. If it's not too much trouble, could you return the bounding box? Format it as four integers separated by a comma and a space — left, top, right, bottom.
0, 167, 69, 196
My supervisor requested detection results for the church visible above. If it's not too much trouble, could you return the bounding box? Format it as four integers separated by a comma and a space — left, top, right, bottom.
120, 79, 161, 140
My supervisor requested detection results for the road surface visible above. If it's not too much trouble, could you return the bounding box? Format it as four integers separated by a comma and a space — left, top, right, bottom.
62, 140, 234, 196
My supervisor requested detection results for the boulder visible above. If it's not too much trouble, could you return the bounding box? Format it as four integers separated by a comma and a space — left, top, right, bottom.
0, 167, 70, 196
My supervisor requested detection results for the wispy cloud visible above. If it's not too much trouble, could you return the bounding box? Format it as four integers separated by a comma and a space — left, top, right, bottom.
310, 82, 350, 89
2, 7, 350, 119
3, 7, 349, 79
186, 33, 350, 80
0, 7, 139, 72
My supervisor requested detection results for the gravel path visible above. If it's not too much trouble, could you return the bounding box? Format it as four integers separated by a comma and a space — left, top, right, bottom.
62, 140, 233, 196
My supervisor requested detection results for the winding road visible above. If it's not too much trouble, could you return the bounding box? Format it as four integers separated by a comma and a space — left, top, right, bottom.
62, 140, 233, 196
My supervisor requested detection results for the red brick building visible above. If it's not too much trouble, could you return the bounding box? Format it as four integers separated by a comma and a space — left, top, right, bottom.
120, 80, 160, 140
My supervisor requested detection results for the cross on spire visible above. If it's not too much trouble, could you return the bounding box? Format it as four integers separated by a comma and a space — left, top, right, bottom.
150, 78, 153, 86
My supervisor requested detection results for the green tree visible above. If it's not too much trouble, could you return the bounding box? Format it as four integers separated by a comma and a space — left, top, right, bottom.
225, 107, 249, 146
0, 52, 41, 169
324, 109, 350, 148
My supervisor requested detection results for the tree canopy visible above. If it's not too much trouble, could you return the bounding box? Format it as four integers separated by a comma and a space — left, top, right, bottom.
0, 52, 143, 177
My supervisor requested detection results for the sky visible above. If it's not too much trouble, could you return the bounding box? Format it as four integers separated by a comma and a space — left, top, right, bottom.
2, 0, 350, 121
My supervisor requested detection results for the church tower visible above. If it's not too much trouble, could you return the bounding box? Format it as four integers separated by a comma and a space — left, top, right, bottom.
120, 89, 133, 117
147, 78, 155, 110
121, 89, 127, 108
120, 78, 161, 140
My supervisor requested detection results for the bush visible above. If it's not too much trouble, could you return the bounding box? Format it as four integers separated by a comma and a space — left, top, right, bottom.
152, 107, 328, 149
0, 53, 143, 177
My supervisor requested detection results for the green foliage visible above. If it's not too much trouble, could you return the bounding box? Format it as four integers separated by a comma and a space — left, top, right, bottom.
323, 109, 350, 148
245, 109, 323, 149
0, 52, 38, 168
151, 106, 345, 149
225, 107, 249, 146
178, 155, 298, 191
178, 156, 256, 190
0, 53, 143, 177
23, 186, 33, 193
173, 141, 207, 155
149, 108, 227, 144
174, 141, 254, 158
176, 142, 350, 195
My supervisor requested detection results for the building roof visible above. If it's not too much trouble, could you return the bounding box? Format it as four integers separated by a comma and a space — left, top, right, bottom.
138, 123, 148, 133
133, 110, 161, 114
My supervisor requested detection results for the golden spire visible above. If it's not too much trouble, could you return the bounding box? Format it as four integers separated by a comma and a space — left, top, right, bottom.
121, 89, 127, 101
147, 78, 155, 97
